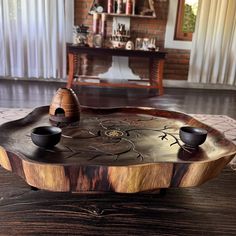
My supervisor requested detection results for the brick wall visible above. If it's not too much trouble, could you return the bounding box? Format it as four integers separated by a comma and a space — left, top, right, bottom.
74, 0, 190, 81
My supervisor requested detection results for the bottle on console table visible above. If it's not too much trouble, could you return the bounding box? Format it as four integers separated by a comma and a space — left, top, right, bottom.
117, 0, 123, 14
101, 13, 107, 39
126, 0, 133, 15
93, 13, 100, 34
107, 0, 114, 13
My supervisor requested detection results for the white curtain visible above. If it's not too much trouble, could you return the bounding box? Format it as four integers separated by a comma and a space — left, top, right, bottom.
0, 0, 73, 79
188, 0, 236, 85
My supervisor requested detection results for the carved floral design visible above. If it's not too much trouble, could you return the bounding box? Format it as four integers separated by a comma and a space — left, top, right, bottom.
60, 115, 187, 162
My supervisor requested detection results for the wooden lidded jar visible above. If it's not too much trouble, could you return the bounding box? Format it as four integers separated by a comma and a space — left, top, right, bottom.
49, 88, 80, 123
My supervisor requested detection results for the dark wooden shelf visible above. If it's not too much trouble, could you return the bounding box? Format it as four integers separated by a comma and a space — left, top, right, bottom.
91, 12, 156, 18
89, 0, 156, 18
67, 44, 166, 59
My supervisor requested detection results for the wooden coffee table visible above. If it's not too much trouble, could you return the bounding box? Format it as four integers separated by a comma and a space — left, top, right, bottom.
0, 106, 235, 193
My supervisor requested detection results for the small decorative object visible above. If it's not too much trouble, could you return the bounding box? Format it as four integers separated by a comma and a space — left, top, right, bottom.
125, 40, 134, 50
117, 0, 123, 14
140, 8, 154, 16
107, 0, 114, 13
96, 5, 104, 13
148, 38, 156, 51
73, 29, 78, 45
31, 126, 62, 148
89, 1, 103, 14
101, 13, 107, 39
132, 0, 136, 15
138, 0, 154, 16
49, 88, 80, 123
135, 38, 143, 50
126, 0, 133, 14
111, 23, 130, 48
142, 38, 149, 51
73, 25, 89, 46
114, 0, 118, 13
179, 126, 208, 148
93, 34, 103, 48
135, 37, 157, 51
93, 13, 100, 34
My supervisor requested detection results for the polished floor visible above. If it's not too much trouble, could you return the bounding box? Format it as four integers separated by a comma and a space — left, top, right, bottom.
0, 79, 236, 118
1, 78, 236, 236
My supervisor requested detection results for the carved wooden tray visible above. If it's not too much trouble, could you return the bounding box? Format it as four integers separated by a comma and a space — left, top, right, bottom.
0, 106, 235, 193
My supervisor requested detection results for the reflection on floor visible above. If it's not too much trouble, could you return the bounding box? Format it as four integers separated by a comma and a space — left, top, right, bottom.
0, 79, 236, 119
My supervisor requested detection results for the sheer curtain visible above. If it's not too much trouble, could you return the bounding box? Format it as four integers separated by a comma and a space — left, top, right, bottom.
188, 0, 236, 85
0, 0, 73, 79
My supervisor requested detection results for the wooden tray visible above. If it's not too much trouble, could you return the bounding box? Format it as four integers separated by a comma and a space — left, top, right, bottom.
0, 106, 235, 193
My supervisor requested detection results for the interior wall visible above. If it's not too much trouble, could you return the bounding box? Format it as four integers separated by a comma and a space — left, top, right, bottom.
74, 0, 190, 81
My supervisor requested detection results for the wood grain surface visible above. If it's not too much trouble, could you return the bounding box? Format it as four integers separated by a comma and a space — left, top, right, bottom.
0, 106, 235, 193
0, 166, 236, 235
0, 83, 236, 235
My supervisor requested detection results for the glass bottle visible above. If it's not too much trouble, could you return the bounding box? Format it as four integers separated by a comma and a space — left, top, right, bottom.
93, 13, 100, 34
126, 0, 132, 15
117, 0, 123, 14
108, 0, 113, 13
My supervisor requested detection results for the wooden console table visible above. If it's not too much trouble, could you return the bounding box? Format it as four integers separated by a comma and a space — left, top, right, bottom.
66, 44, 167, 95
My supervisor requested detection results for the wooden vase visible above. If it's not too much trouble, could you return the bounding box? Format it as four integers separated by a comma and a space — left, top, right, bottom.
49, 88, 80, 123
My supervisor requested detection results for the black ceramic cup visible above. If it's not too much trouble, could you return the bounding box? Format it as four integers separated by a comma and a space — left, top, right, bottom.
179, 126, 207, 147
31, 126, 62, 148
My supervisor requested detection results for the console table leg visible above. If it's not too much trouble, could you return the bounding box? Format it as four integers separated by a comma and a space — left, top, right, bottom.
67, 53, 76, 89
149, 58, 155, 87
150, 59, 164, 95
157, 59, 164, 96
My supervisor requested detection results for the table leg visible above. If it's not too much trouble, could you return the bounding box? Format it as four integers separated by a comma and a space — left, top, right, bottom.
149, 58, 155, 86
67, 53, 76, 89
157, 59, 164, 96
81, 54, 88, 76
30, 186, 39, 191
149, 58, 164, 95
